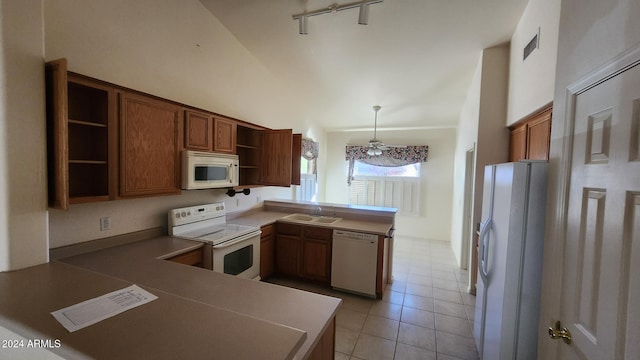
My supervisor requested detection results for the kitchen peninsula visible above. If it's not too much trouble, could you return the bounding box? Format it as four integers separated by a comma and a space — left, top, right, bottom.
0, 200, 394, 359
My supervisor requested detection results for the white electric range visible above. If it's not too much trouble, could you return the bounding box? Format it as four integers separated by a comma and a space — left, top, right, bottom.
168, 202, 261, 280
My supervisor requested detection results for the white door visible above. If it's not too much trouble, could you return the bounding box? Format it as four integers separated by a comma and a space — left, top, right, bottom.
542, 55, 640, 358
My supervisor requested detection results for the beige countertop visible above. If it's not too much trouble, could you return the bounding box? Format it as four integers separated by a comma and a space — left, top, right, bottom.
0, 236, 340, 360
228, 208, 394, 235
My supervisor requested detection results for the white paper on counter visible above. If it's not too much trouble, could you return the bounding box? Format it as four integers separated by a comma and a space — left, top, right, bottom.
51, 284, 158, 332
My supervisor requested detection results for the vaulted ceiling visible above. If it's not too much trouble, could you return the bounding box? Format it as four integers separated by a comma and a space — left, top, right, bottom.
200, 0, 528, 131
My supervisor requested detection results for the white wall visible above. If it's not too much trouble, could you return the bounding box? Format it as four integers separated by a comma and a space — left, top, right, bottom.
0, 0, 49, 271
507, 0, 561, 125
449, 57, 482, 268
324, 128, 456, 241
538, 0, 640, 357
449, 45, 510, 268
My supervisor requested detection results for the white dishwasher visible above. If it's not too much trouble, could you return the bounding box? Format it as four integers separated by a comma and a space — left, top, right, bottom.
331, 229, 378, 298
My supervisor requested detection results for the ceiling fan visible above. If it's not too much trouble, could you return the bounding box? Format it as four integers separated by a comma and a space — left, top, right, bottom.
366, 105, 388, 156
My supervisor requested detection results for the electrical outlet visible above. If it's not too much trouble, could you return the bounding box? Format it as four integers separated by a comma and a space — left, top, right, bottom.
100, 217, 111, 231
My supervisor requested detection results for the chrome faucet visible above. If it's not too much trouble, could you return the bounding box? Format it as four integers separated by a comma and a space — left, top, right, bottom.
314, 206, 322, 216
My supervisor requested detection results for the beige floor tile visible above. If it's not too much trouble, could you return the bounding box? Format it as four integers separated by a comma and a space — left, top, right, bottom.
337, 307, 368, 330
403, 293, 434, 311
352, 333, 396, 360
432, 278, 461, 291
433, 300, 467, 319
434, 313, 474, 338
397, 322, 436, 351
335, 326, 360, 354
381, 290, 405, 305
369, 300, 402, 320
335, 351, 351, 360
405, 283, 433, 298
432, 288, 463, 304
406, 273, 432, 286
393, 343, 437, 360
435, 331, 479, 360
361, 315, 400, 340
400, 306, 435, 329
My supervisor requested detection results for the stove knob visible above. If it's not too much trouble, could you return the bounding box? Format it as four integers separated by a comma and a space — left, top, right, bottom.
181, 211, 186, 218
175, 213, 180, 219
187, 211, 191, 216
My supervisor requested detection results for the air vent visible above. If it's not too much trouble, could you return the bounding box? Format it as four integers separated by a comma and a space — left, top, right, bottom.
523, 28, 540, 61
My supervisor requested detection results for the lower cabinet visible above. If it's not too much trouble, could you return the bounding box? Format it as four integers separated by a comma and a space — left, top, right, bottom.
301, 227, 332, 283
259, 224, 275, 279
165, 248, 204, 268
309, 317, 335, 360
275, 223, 333, 285
275, 223, 302, 277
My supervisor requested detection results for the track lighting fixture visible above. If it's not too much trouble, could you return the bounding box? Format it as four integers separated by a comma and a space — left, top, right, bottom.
299, 15, 308, 35
292, 0, 383, 34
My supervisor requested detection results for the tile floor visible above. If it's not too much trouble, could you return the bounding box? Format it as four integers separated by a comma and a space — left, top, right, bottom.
269, 236, 479, 360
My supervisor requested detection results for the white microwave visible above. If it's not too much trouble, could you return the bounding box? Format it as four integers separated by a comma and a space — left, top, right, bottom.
182, 151, 239, 190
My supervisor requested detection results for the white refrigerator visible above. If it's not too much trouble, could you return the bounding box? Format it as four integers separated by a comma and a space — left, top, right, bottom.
474, 161, 548, 360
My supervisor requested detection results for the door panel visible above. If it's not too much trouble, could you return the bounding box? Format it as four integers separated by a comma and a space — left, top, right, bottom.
558, 62, 640, 359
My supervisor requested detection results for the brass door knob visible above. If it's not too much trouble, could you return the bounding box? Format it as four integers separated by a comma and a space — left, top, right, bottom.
548, 320, 572, 344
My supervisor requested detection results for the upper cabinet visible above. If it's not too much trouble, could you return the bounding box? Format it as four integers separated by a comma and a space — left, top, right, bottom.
46, 58, 299, 209
213, 117, 236, 154
184, 110, 236, 154
45, 59, 117, 210
184, 109, 213, 151
236, 125, 299, 187
119, 92, 183, 197
509, 105, 552, 162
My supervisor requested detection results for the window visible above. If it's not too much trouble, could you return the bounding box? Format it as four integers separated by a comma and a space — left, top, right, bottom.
353, 162, 420, 177
297, 156, 317, 202
349, 161, 421, 215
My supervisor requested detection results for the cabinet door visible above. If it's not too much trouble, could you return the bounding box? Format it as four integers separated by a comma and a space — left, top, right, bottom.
509, 123, 527, 162
213, 117, 236, 154
260, 224, 275, 279
45, 59, 69, 210
526, 111, 551, 160
275, 234, 301, 277
261, 129, 293, 186
291, 133, 302, 186
302, 238, 331, 283
184, 109, 212, 151
119, 92, 182, 197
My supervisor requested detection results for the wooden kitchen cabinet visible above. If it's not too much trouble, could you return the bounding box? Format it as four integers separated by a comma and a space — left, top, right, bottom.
184, 109, 213, 151
291, 133, 302, 186
45, 59, 117, 210
236, 125, 296, 187
119, 92, 183, 197
166, 248, 204, 268
275, 222, 303, 277
509, 105, 552, 162
213, 116, 236, 154
301, 226, 332, 283
260, 224, 275, 279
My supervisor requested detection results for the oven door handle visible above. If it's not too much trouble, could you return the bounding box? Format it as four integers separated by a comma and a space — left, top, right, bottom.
212, 231, 261, 249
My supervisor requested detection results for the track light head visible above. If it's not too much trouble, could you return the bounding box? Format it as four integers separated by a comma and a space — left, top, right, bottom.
299, 15, 308, 35
358, 3, 369, 25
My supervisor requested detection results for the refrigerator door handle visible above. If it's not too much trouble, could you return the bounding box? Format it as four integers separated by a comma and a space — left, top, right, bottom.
478, 218, 492, 282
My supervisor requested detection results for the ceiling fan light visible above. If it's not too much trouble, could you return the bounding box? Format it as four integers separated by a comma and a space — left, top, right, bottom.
375, 148, 382, 155
367, 148, 375, 156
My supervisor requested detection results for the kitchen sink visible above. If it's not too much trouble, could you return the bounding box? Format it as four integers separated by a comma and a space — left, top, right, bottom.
282, 213, 341, 224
